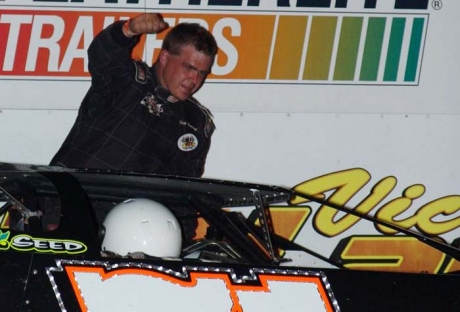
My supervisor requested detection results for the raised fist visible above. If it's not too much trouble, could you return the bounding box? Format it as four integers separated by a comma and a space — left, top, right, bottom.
125, 13, 169, 36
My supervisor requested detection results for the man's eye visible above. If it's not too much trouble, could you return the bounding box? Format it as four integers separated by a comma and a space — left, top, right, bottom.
183, 63, 208, 77
184, 64, 194, 71
199, 70, 209, 77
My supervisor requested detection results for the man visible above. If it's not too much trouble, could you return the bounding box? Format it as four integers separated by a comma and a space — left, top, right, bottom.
49, 13, 218, 241
51, 13, 217, 177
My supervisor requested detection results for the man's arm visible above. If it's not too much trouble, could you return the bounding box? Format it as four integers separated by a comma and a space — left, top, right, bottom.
87, 14, 168, 91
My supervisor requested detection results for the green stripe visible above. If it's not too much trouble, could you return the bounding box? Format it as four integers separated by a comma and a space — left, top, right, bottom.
360, 17, 386, 81
404, 18, 424, 82
384, 18, 406, 82
303, 16, 338, 80
334, 17, 363, 81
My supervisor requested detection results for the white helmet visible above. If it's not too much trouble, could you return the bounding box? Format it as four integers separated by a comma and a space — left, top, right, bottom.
101, 198, 182, 258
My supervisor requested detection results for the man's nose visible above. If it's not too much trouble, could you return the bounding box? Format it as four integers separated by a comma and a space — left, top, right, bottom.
188, 69, 199, 84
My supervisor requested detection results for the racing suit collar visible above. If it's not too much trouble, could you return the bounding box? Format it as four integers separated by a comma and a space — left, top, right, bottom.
150, 64, 179, 104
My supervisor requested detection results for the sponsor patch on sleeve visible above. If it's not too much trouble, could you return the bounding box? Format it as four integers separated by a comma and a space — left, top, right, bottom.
133, 61, 147, 84
205, 117, 215, 138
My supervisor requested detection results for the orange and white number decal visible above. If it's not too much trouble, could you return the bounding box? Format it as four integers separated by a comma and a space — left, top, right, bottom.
64, 266, 335, 312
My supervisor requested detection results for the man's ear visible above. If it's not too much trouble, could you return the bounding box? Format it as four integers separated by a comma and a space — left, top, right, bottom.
159, 50, 169, 65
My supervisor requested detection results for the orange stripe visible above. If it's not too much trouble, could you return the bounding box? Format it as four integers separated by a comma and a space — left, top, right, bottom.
0, 10, 277, 79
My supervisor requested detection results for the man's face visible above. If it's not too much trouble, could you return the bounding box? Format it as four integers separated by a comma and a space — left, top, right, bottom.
158, 44, 214, 101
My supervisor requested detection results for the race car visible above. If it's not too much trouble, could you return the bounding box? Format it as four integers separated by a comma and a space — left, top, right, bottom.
0, 162, 458, 311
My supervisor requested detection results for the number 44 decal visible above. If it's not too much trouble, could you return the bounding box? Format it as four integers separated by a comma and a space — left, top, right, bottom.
55, 263, 338, 312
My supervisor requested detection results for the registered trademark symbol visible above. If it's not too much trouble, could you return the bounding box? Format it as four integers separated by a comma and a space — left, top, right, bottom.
432, 0, 443, 10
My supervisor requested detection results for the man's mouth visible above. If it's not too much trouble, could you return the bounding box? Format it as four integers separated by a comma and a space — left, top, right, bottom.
180, 84, 194, 95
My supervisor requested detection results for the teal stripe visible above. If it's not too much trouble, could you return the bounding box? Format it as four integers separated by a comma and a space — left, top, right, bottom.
384, 18, 406, 82
360, 17, 386, 81
404, 18, 424, 82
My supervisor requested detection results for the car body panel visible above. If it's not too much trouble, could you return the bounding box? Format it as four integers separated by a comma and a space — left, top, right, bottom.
0, 163, 458, 311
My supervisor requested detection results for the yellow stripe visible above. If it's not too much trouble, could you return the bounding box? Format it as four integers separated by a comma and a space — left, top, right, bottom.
270, 15, 308, 80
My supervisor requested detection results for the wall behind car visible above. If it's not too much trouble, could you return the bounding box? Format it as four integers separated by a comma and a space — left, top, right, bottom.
1, 0, 459, 263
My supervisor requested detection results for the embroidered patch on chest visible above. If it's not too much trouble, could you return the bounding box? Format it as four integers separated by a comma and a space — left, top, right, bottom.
140, 93, 163, 116
177, 134, 198, 152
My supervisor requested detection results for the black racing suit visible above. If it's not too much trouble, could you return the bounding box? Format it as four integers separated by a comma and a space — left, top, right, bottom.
50, 21, 215, 241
